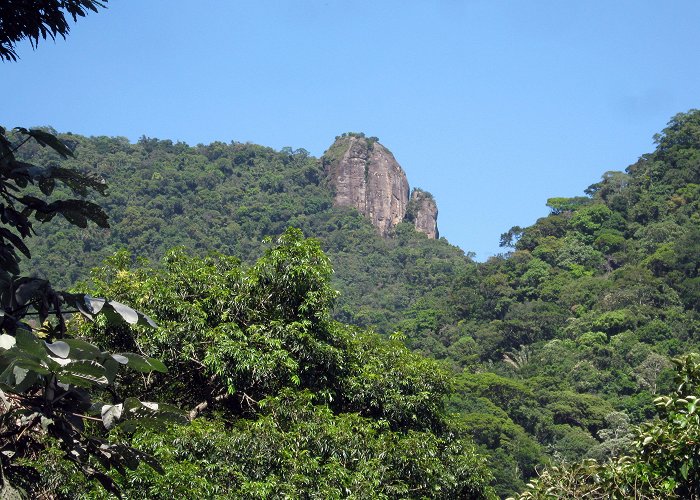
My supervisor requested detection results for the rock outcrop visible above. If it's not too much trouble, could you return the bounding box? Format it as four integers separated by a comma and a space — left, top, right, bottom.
323, 133, 438, 239
409, 189, 439, 239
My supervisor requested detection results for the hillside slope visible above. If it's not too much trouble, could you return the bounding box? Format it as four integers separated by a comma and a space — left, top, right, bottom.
12, 110, 700, 496
19, 132, 470, 336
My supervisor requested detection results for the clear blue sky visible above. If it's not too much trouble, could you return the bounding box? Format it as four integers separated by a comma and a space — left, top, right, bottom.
4, 1, 700, 260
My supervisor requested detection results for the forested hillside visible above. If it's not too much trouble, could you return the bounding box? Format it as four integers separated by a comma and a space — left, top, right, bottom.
17, 230, 491, 498
8, 110, 700, 497
4, 3, 700, 499
19, 131, 475, 337
446, 110, 700, 495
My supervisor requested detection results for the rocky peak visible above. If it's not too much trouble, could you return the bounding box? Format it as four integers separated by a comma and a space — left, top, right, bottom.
323, 133, 438, 239
408, 188, 439, 239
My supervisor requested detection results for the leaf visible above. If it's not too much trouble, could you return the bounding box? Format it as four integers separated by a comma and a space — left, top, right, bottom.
12, 365, 39, 392
15, 329, 46, 359
115, 444, 140, 470
111, 354, 128, 364
88, 471, 121, 498
106, 301, 139, 325
51, 167, 108, 196
84, 295, 106, 315
38, 176, 55, 196
140, 313, 158, 328
64, 338, 101, 357
0, 388, 9, 411
101, 403, 123, 430
60, 360, 108, 385
12, 366, 28, 385
122, 397, 142, 412
61, 293, 93, 320
48, 199, 109, 228
56, 372, 102, 388
102, 357, 119, 384
145, 356, 167, 373
0, 334, 16, 350
14, 358, 51, 375
46, 356, 71, 368
138, 451, 164, 474
45, 340, 70, 358
118, 353, 156, 373
0, 228, 31, 259
0, 476, 26, 499
23, 129, 74, 158
13, 278, 49, 308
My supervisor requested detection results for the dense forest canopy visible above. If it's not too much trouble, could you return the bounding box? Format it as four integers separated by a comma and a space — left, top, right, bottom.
1, 109, 696, 497
3, 3, 699, 499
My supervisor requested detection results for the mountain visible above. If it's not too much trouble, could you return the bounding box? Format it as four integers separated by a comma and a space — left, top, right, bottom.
20, 130, 467, 338
12, 110, 700, 496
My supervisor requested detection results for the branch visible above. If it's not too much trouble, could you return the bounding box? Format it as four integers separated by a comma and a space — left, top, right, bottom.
188, 393, 230, 421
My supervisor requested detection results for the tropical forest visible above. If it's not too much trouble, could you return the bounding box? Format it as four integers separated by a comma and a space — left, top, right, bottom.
2, 2, 700, 499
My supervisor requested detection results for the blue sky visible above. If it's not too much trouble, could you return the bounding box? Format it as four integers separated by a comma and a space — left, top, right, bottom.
4, 1, 700, 259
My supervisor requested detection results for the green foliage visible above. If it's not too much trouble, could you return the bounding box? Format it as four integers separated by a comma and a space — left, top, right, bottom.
0, 0, 107, 61
15, 132, 475, 349
0, 127, 108, 277
60, 231, 495, 498
570, 203, 614, 236
14, 109, 700, 496
58, 394, 492, 499
545, 196, 591, 215
515, 354, 700, 499
0, 127, 184, 496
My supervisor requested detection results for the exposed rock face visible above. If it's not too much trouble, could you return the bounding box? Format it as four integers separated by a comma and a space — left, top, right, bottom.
323, 134, 438, 239
409, 189, 439, 239
324, 135, 409, 237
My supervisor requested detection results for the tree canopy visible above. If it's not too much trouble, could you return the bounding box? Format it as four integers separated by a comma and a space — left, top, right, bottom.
13, 110, 700, 496
4, 4, 700, 493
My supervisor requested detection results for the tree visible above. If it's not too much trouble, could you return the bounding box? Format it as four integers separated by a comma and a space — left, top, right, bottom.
0, 128, 184, 496
0, 4, 190, 494
635, 352, 672, 394
63, 231, 496, 498
0, 0, 107, 61
0, 127, 108, 278
515, 354, 700, 499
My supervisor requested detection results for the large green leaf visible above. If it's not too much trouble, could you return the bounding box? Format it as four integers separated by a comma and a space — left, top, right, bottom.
9, 363, 40, 392
15, 330, 46, 359
105, 301, 138, 325
45, 340, 70, 358
101, 403, 123, 430
59, 360, 108, 385
64, 338, 101, 357
14, 357, 51, 375
118, 353, 167, 373
145, 356, 168, 373
0, 334, 16, 350
84, 295, 106, 315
